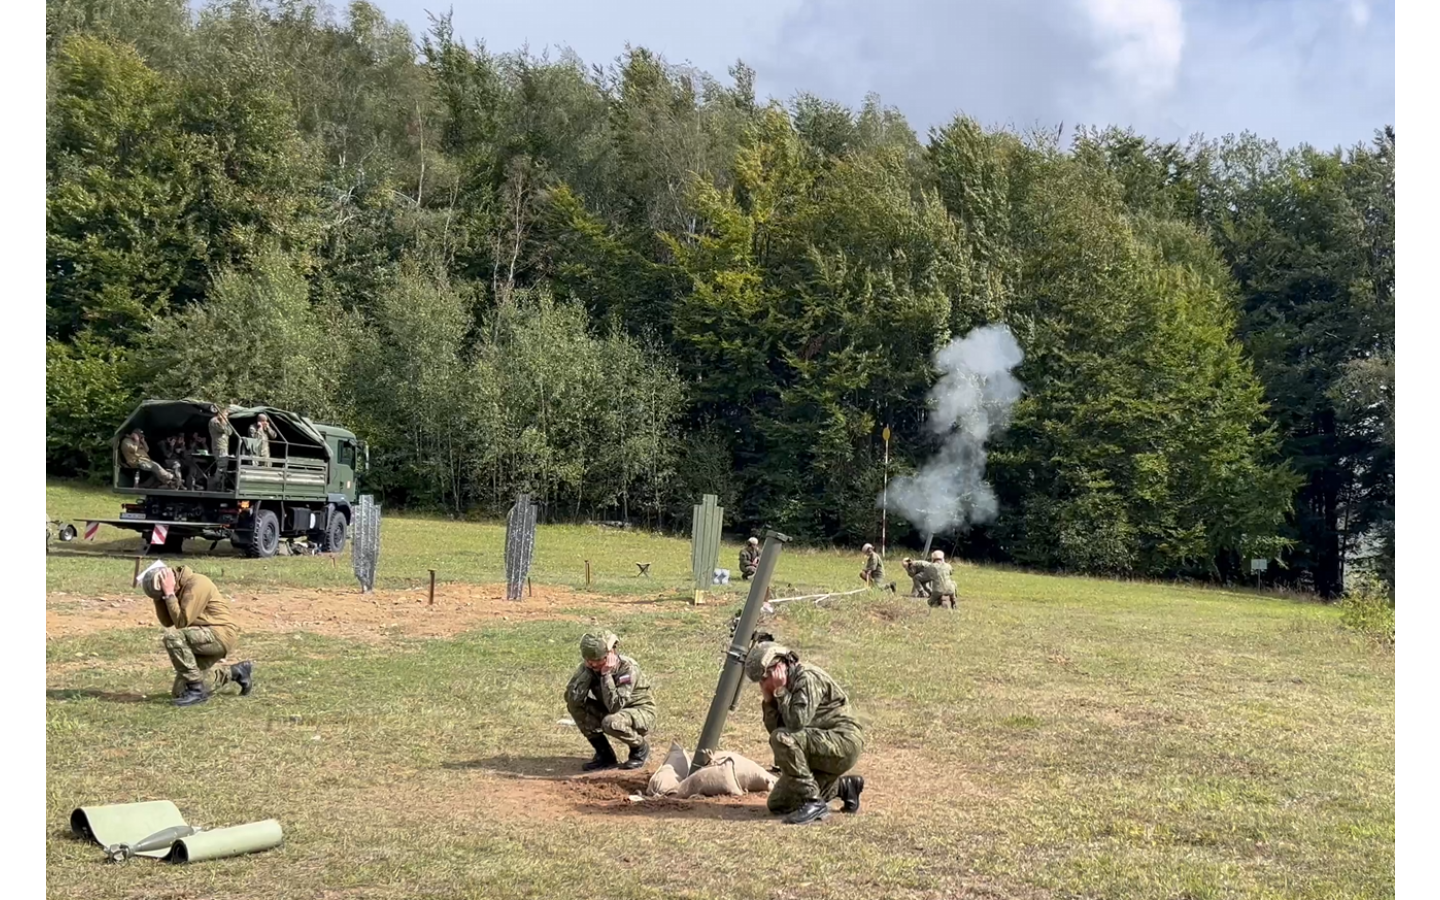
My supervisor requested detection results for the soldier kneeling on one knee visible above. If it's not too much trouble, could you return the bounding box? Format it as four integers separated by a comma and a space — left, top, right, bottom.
565, 632, 655, 772
137, 560, 254, 707
747, 641, 865, 825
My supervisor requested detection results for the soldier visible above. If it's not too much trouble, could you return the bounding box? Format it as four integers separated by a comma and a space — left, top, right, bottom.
859, 543, 885, 587
738, 537, 761, 580
745, 641, 865, 825
249, 414, 280, 466
208, 407, 235, 460
920, 550, 958, 609
901, 557, 933, 600
119, 429, 177, 488
136, 560, 254, 707
564, 632, 655, 772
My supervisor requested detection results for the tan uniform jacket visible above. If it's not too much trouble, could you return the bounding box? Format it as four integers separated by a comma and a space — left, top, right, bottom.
152, 567, 239, 655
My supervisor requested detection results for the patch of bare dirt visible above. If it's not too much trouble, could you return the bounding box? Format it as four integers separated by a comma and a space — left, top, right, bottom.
46, 583, 663, 643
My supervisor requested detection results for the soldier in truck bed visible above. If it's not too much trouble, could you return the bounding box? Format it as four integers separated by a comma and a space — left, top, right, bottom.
120, 429, 178, 488
208, 407, 235, 459
249, 414, 280, 465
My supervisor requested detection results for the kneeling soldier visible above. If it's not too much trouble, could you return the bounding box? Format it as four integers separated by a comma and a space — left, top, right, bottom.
739, 537, 761, 580
137, 560, 253, 707
565, 632, 655, 771
746, 641, 865, 825
921, 550, 957, 608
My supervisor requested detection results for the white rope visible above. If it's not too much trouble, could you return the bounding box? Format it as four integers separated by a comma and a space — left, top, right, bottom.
769, 587, 869, 605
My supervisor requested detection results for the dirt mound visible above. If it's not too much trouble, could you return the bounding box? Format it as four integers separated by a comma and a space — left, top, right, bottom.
45, 582, 660, 642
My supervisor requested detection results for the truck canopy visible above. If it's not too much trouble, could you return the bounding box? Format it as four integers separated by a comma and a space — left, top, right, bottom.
114, 400, 333, 460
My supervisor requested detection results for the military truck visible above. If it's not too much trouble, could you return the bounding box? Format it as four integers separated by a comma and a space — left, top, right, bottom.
86, 400, 366, 559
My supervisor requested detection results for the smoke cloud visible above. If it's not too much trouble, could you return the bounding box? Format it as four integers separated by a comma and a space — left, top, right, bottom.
881, 324, 1025, 537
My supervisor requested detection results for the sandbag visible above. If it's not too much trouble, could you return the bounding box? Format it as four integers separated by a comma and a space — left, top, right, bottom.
711, 751, 777, 793
646, 764, 683, 797
675, 759, 743, 798
662, 741, 692, 781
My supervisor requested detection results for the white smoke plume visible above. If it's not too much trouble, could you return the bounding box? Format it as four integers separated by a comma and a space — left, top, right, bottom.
881, 324, 1025, 537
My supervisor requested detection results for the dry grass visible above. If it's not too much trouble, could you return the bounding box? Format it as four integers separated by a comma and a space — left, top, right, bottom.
45, 480, 1393, 899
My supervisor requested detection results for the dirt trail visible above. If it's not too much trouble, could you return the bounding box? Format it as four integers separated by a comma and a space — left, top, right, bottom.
46, 582, 673, 642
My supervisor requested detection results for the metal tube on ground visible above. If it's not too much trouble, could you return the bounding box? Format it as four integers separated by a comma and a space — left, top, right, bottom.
692, 530, 790, 768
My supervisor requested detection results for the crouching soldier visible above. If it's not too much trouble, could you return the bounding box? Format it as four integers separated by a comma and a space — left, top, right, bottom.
920, 550, 958, 608
565, 632, 655, 771
137, 560, 253, 707
746, 641, 865, 825
859, 543, 888, 589
739, 537, 761, 580
902, 557, 935, 600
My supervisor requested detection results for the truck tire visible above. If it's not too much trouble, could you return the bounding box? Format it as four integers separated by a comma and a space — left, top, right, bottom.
321, 510, 348, 554
161, 532, 186, 554
245, 510, 281, 559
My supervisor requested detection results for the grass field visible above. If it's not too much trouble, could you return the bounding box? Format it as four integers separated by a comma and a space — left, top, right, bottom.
45, 480, 1395, 899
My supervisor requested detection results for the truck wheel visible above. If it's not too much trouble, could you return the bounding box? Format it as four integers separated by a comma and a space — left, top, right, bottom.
321, 510, 348, 554
161, 532, 186, 554
245, 510, 281, 559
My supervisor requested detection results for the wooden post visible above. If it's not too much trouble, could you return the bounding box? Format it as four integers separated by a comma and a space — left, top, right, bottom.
132, 556, 141, 588
585, 560, 592, 589
429, 569, 436, 605
527, 577, 533, 598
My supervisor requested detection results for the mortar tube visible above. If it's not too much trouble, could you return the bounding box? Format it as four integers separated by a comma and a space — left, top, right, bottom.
692, 530, 790, 767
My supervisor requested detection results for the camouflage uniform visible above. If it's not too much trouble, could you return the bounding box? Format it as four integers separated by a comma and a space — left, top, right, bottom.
250, 419, 280, 466
921, 561, 957, 608
739, 544, 761, 580
565, 653, 656, 750
861, 549, 884, 585
753, 653, 864, 815
120, 434, 176, 487
904, 561, 938, 596
142, 566, 244, 694
209, 413, 235, 459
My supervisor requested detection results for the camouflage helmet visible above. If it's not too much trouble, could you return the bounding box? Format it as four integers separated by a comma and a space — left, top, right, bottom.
747, 537, 759, 546
744, 641, 792, 683
579, 631, 618, 661
861, 543, 874, 552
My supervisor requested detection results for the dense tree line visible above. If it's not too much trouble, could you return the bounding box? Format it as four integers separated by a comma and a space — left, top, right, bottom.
44, 0, 1394, 596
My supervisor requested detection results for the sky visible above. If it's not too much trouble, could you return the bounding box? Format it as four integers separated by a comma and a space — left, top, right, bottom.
362, 0, 1394, 151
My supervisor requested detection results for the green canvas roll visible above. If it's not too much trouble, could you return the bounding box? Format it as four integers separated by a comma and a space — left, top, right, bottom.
70, 801, 187, 859
166, 819, 284, 863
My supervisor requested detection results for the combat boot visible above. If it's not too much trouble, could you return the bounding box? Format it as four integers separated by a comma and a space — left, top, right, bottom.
173, 682, 209, 707
783, 799, 831, 825
231, 661, 254, 696
619, 739, 650, 770
581, 733, 618, 771
838, 774, 865, 813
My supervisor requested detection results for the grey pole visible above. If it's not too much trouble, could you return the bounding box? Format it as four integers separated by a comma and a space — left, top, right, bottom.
692, 529, 790, 768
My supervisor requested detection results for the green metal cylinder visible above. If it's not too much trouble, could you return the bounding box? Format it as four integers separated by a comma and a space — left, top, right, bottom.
692, 530, 790, 767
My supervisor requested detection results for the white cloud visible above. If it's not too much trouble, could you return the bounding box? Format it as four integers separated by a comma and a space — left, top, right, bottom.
370, 0, 1394, 149
1075, 0, 1186, 99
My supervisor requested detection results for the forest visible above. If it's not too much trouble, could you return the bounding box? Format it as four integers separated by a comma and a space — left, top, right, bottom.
44, 0, 1394, 597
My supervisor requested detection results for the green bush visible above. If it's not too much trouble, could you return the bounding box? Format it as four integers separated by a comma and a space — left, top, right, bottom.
1339, 570, 1395, 645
